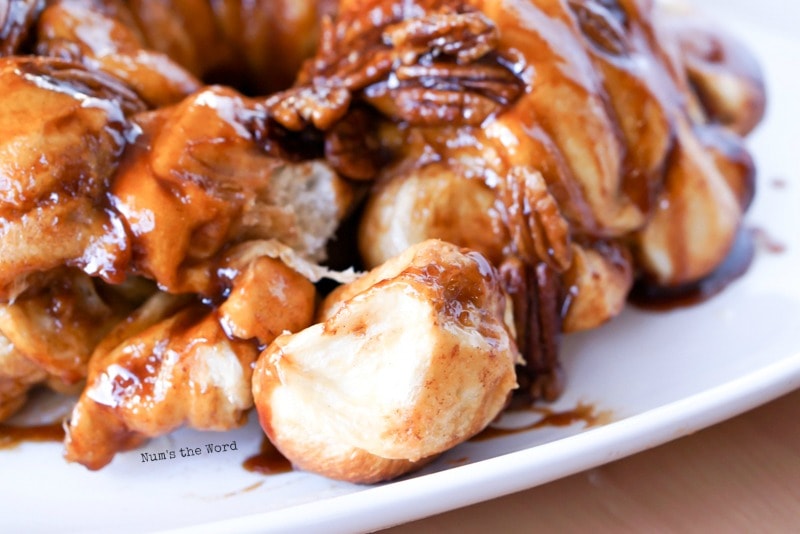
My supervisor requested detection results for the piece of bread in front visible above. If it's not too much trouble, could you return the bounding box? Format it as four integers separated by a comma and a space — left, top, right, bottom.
253, 239, 520, 484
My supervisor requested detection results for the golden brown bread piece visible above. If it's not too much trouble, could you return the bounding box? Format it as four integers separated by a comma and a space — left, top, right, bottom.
64, 295, 259, 470
0, 59, 351, 301
253, 240, 519, 483
6, 0, 332, 102
216, 242, 318, 344
0, 335, 47, 421
655, 0, 766, 137
63, 240, 323, 468
0, 57, 143, 301
0, 270, 152, 421
111, 86, 353, 295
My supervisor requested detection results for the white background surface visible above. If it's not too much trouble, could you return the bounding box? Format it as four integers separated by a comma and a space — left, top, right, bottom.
2, 1, 799, 532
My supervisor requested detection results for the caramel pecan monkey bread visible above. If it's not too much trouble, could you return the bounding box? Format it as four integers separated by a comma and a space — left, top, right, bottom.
0, 0, 765, 483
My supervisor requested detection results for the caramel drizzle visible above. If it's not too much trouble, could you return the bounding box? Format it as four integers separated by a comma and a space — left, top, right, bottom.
0, 422, 65, 449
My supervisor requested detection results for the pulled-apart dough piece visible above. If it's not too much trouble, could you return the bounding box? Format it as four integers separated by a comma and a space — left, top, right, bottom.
65, 295, 258, 470
0, 334, 46, 421
0, 271, 150, 421
561, 241, 633, 333
111, 86, 353, 296
217, 243, 317, 346
36, 0, 202, 107
253, 240, 519, 484
656, 0, 766, 136
65, 248, 319, 470
0, 56, 143, 300
359, 162, 511, 268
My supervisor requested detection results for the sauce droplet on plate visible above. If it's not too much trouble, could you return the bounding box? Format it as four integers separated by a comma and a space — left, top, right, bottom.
770, 177, 788, 189
751, 226, 787, 255
0, 422, 65, 449
472, 402, 613, 442
242, 436, 293, 475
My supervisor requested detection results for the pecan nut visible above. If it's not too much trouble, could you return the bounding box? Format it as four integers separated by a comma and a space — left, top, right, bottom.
267, 2, 523, 131
498, 167, 573, 272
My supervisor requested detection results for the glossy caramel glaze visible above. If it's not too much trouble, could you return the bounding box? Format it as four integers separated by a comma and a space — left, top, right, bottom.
471, 401, 613, 441
65, 299, 260, 470
0, 421, 66, 449
242, 435, 293, 475
0, 56, 143, 300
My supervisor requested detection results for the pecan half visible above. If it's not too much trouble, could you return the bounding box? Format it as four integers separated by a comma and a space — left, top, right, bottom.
266, 84, 351, 132
497, 167, 573, 272
324, 107, 385, 180
363, 60, 522, 126
382, 10, 498, 65
500, 257, 564, 402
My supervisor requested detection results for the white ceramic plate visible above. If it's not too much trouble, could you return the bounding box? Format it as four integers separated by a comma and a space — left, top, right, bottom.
2, 1, 800, 533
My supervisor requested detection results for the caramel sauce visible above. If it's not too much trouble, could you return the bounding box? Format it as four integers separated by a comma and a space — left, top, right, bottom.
0, 422, 65, 449
770, 177, 788, 189
242, 436, 292, 475
751, 226, 787, 255
629, 227, 755, 311
221, 480, 265, 499
472, 402, 613, 442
